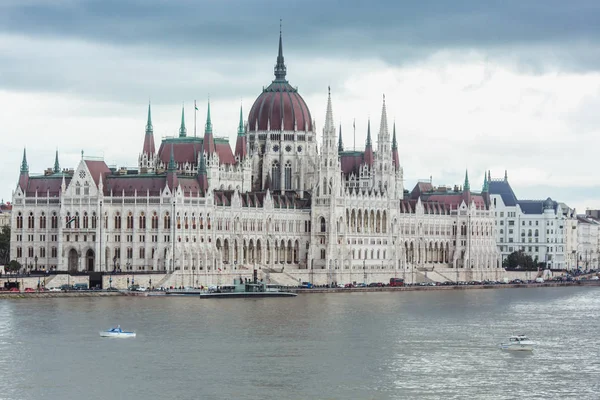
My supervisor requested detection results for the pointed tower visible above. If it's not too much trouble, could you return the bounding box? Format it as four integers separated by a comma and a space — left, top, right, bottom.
18, 148, 29, 191
464, 170, 470, 191
234, 104, 247, 160
167, 144, 178, 190
504, 170, 508, 182
202, 100, 216, 155
482, 173, 488, 193
338, 124, 344, 153
391, 122, 399, 171
274, 22, 287, 82
482, 172, 490, 208
376, 94, 390, 160
179, 106, 187, 138
363, 120, 374, 167
142, 103, 156, 155
53, 149, 60, 174
197, 149, 209, 193
462, 169, 471, 206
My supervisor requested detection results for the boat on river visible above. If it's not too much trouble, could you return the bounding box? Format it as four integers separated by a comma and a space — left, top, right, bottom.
499, 335, 534, 351
99, 325, 136, 338
200, 277, 297, 299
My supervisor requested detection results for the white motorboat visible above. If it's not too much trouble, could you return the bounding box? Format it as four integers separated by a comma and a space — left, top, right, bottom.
99, 325, 136, 338
500, 335, 534, 351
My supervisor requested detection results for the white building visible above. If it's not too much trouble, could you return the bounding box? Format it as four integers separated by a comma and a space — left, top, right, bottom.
576, 213, 600, 270
10, 32, 499, 280
489, 173, 577, 270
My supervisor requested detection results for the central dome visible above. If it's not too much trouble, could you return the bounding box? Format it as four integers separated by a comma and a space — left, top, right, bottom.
247, 31, 313, 132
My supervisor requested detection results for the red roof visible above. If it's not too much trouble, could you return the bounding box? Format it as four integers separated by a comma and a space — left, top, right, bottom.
248, 81, 313, 132
157, 139, 235, 166
24, 176, 68, 197
104, 176, 166, 196
340, 152, 364, 176
85, 160, 111, 185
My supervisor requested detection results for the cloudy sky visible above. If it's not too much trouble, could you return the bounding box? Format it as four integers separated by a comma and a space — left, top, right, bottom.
2, 0, 600, 211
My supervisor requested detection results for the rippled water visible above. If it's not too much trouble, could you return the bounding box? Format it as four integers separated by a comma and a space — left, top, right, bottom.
0, 287, 599, 399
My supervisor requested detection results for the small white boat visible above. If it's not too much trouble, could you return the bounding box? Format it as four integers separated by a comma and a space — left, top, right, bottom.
99, 325, 136, 338
500, 335, 534, 351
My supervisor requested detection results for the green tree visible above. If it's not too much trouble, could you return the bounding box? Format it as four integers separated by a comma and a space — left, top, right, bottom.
5, 259, 21, 274
0, 225, 9, 265
502, 250, 539, 271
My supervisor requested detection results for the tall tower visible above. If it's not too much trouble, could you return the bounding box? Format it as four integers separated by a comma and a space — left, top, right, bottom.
139, 103, 157, 172
374, 95, 392, 193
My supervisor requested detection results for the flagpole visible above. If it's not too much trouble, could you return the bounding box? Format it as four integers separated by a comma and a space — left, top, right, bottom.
194, 100, 197, 137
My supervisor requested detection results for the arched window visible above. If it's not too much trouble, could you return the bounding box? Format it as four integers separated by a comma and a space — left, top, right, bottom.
164, 213, 171, 229
28, 212, 34, 229
114, 212, 121, 229
271, 161, 281, 190
51, 212, 57, 229
320, 217, 326, 233
139, 212, 146, 229
74, 212, 80, 229
40, 247, 46, 258
75, 182, 81, 195
83, 212, 89, 229
91, 212, 97, 229
152, 212, 158, 229
39, 213, 46, 229
83, 182, 89, 195
139, 247, 145, 259
284, 161, 292, 190
320, 249, 326, 259
126, 212, 134, 229
16, 212, 23, 229
126, 247, 133, 259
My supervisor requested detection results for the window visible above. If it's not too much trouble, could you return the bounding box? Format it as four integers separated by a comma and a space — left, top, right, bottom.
164, 213, 171, 229
84, 182, 89, 195
16, 212, 23, 229
127, 213, 134, 229
284, 161, 292, 190
271, 161, 281, 190
320, 249, 325, 259
320, 217, 326, 233
139, 213, 146, 229
39, 213, 46, 229
51, 212, 58, 229
114, 213, 121, 229
40, 247, 46, 258
83, 212, 89, 229
28, 212, 35, 229
51, 247, 57, 258
17, 247, 22, 258
127, 247, 133, 259
152, 212, 159, 229
139, 247, 145, 259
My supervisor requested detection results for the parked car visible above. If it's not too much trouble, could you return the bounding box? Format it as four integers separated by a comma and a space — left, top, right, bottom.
48, 287, 61, 292
24, 288, 35, 293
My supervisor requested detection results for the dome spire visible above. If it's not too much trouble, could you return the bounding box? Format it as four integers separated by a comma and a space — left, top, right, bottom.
274, 19, 287, 82
179, 106, 187, 137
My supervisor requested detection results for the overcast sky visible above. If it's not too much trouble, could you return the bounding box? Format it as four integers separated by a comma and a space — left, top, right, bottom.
2, 0, 600, 212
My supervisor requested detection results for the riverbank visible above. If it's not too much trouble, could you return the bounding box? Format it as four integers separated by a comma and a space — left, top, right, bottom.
1, 280, 598, 298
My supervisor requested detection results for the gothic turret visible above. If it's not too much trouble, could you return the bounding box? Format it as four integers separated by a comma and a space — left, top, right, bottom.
234, 104, 247, 160
18, 148, 29, 191
462, 169, 471, 206
142, 103, 156, 155
338, 124, 344, 153
376, 95, 390, 160
167, 144, 178, 190
203, 101, 216, 155
197, 149, 208, 193
392, 122, 399, 171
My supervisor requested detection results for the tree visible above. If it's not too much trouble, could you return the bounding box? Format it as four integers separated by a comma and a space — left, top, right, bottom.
5, 260, 21, 274
502, 250, 539, 271
0, 225, 9, 265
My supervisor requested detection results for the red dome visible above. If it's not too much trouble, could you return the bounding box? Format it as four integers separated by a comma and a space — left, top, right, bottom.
248, 81, 313, 132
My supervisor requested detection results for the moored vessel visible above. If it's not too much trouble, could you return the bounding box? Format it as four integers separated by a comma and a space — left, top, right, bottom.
499, 335, 534, 351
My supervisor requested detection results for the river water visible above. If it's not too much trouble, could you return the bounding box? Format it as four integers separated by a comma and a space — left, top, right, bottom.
0, 287, 598, 400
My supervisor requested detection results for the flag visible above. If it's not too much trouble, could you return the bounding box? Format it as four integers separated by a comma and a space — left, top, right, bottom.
66, 216, 76, 227
218, 268, 221, 272
194, 100, 198, 111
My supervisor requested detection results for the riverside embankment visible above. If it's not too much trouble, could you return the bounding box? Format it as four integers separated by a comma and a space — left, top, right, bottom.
1, 280, 598, 298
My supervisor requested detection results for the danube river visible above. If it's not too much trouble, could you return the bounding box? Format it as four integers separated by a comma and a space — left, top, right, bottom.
0, 287, 598, 400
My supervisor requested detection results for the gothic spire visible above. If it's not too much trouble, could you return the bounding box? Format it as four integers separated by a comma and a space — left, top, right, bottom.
464, 169, 470, 191
198, 150, 206, 175
274, 20, 287, 82
20, 148, 28, 173
205, 100, 213, 134
392, 122, 400, 170
324, 86, 335, 133
392, 122, 398, 150
482, 173, 488, 192
488, 170, 491, 182
504, 170, 508, 181
53, 149, 60, 173
146, 102, 153, 133
379, 94, 389, 139
179, 106, 187, 137
338, 124, 344, 153
142, 103, 156, 155
237, 103, 245, 136
364, 119, 374, 166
